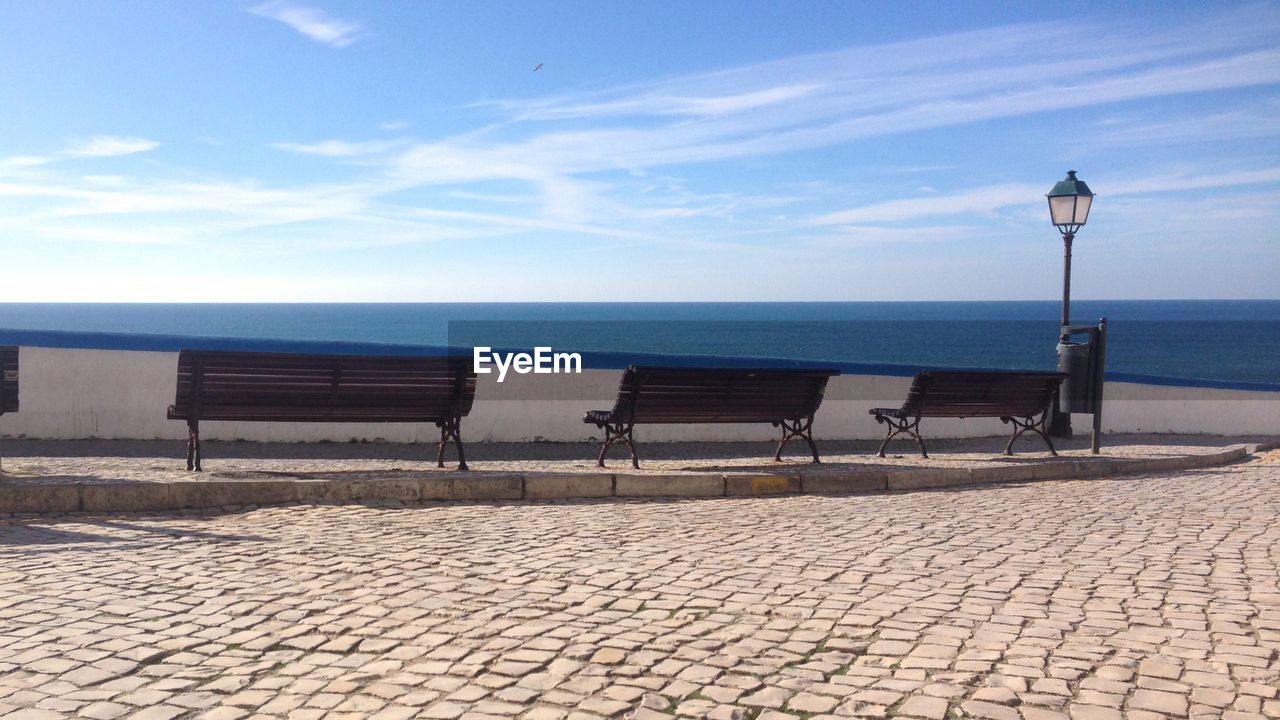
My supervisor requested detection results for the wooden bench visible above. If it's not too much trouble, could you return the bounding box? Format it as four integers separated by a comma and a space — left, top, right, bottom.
167, 349, 477, 471
585, 365, 840, 468
0, 346, 16, 470
869, 370, 1067, 458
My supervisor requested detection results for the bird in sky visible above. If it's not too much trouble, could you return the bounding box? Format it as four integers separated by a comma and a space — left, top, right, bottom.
533, 63, 543, 72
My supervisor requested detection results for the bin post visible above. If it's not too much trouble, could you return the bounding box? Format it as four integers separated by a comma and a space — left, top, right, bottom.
1049, 328, 1073, 438
1090, 318, 1107, 454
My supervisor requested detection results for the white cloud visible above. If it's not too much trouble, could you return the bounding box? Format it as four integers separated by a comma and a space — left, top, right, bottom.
798, 225, 981, 250
273, 139, 405, 157
249, 1, 362, 48
810, 168, 1280, 226
0, 155, 50, 168
1091, 106, 1280, 146
1105, 168, 1280, 196
812, 185, 1042, 225
64, 136, 159, 158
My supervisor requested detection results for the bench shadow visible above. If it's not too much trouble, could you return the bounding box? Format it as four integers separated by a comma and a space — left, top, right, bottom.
0, 518, 267, 548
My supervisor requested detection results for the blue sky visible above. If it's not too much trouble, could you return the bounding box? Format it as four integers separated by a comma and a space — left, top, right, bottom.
1, 1, 1277, 302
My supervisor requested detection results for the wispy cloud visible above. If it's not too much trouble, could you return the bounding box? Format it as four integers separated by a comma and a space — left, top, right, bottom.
64, 136, 159, 158
811, 168, 1280, 226
811, 185, 1042, 225
0, 155, 50, 171
273, 139, 407, 157
797, 225, 982, 250
1090, 105, 1280, 146
2, 3, 1278, 278
249, 1, 363, 48
363, 6, 1280, 221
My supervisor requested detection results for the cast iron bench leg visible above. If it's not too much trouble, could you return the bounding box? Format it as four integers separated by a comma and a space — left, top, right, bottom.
186, 419, 202, 472
1001, 414, 1058, 456
774, 417, 820, 463
596, 421, 638, 469
436, 417, 468, 470
873, 414, 928, 458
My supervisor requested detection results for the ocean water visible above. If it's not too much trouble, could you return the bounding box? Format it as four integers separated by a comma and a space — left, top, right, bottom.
0, 300, 1277, 385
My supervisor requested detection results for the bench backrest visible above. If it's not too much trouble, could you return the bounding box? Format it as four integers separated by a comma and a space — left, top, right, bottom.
899, 370, 1066, 419
0, 346, 16, 415
607, 365, 839, 424
170, 349, 476, 423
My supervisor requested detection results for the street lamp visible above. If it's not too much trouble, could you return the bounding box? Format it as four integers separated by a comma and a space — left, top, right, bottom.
1047, 170, 1093, 335
1046, 170, 1095, 440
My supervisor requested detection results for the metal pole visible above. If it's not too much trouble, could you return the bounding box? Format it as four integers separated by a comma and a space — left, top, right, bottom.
1061, 231, 1073, 333
1091, 317, 1107, 454
1049, 231, 1075, 438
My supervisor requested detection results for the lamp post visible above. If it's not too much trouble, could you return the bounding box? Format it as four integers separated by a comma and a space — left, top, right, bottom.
1047, 170, 1093, 437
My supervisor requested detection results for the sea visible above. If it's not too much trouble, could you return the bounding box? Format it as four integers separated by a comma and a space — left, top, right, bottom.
0, 300, 1277, 386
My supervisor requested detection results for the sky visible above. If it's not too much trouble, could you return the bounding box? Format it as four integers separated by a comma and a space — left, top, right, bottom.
1, 1, 1278, 302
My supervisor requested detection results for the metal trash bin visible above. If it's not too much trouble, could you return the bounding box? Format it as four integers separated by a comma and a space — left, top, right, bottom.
1053, 318, 1107, 453
1058, 339, 1098, 414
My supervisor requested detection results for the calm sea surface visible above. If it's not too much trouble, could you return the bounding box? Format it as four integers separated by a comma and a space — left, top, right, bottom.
1, 301, 1277, 384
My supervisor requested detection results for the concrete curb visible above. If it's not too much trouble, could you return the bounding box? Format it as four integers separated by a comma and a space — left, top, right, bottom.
0, 444, 1259, 516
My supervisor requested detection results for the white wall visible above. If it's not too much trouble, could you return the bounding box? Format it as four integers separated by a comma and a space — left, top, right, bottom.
1, 346, 1277, 442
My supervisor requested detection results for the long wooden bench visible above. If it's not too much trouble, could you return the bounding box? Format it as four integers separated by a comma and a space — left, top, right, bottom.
869, 370, 1067, 458
585, 365, 840, 468
167, 349, 477, 471
0, 347, 17, 471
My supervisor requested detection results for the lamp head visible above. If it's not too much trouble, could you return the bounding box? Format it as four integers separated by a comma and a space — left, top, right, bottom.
1047, 170, 1093, 235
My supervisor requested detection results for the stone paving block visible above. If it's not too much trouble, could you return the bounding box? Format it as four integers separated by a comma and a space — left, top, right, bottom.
420, 475, 523, 501
525, 474, 613, 500
168, 480, 295, 509
1132, 457, 1194, 474
320, 478, 421, 504
1068, 459, 1122, 479
614, 474, 724, 497
967, 465, 1036, 485
80, 482, 173, 513
724, 474, 801, 496
0, 482, 80, 513
885, 467, 970, 491
1024, 461, 1078, 480
801, 472, 886, 494
293, 478, 330, 503
1130, 689, 1189, 716
1190, 446, 1248, 467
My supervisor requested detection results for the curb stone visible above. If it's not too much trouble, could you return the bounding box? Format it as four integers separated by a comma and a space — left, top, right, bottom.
0, 443, 1263, 515
802, 472, 886, 494
525, 473, 614, 500
724, 473, 802, 496
615, 474, 724, 497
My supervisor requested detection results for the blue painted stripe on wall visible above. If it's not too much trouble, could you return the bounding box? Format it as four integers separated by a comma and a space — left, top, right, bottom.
3, 327, 1278, 393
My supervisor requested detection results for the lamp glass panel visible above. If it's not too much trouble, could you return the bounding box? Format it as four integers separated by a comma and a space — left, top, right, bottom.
1049, 195, 1077, 226
1073, 194, 1092, 225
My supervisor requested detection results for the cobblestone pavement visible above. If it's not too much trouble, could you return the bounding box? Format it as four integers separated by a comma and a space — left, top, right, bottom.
1, 453, 1277, 720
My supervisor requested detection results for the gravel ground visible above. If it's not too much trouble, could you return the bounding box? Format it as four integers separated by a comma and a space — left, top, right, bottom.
0, 434, 1271, 485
